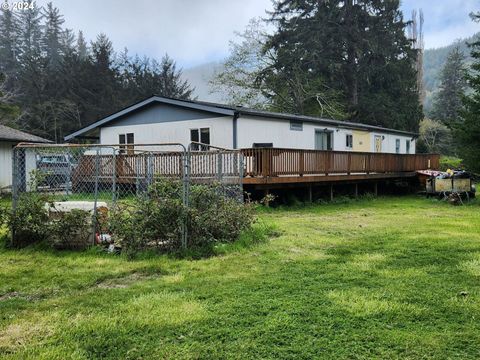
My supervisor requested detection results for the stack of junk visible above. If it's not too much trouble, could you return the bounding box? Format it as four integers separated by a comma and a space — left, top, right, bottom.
417, 169, 476, 202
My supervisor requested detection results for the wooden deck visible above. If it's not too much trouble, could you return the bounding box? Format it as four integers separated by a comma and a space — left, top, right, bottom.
242, 148, 439, 186
71, 147, 439, 189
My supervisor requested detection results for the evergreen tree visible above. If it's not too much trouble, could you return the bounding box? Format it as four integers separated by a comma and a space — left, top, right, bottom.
42, 2, 64, 70
157, 54, 194, 99
18, 1, 42, 61
456, 13, 480, 173
0, 3, 194, 140
0, 3, 20, 90
259, 0, 422, 131
76, 30, 88, 60
430, 45, 467, 127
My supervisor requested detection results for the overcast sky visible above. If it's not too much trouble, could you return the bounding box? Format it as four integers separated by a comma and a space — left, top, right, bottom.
34, 0, 480, 69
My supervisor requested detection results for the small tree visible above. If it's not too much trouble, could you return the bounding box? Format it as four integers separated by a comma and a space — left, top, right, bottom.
418, 118, 452, 154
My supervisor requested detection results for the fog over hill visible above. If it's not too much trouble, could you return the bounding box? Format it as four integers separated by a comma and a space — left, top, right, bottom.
181, 61, 225, 103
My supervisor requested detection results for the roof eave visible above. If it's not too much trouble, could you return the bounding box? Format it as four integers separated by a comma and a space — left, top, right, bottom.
64, 96, 235, 141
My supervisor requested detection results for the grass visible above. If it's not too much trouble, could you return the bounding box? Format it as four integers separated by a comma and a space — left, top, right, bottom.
1, 196, 480, 359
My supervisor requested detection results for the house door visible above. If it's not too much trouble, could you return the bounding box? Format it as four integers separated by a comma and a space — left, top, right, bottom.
315, 130, 333, 150
374, 135, 382, 152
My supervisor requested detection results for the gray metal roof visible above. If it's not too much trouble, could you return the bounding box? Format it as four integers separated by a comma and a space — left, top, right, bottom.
65, 95, 417, 141
0, 125, 51, 143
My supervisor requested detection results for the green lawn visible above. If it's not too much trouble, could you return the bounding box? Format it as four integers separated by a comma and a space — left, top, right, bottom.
1, 196, 480, 359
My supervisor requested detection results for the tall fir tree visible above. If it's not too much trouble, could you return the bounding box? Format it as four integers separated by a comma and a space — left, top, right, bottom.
431, 45, 467, 128
157, 54, 194, 100
260, 0, 422, 131
456, 13, 480, 173
0, 3, 20, 90
76, 30, 88, 60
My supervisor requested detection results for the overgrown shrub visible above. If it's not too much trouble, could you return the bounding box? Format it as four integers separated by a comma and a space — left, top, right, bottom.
109, 179, 254, 258
50, 209, 91, 250
187, 183, 254, 247
8, 193, 51, 247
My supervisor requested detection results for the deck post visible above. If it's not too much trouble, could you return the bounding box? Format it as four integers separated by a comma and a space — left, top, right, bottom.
374, 182, 378, 196
308, 184, 313, 203
354, 183, 358, 198
330, 184, 334, 201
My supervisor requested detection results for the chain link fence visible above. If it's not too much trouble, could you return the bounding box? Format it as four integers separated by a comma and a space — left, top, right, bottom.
11, 142, 244, 248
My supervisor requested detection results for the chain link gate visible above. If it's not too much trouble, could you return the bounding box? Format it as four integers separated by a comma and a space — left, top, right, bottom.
11, 142, 244, 249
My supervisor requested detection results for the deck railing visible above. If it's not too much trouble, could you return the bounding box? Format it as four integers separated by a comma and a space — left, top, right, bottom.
71, 147, 439, 184
241, 148, 439, 178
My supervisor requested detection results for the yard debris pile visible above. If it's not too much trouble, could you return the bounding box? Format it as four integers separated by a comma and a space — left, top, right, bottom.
421, 168, 476, 202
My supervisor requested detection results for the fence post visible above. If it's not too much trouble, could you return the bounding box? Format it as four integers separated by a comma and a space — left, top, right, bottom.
11, 147, 19, 210
112, 149, 117, 203
66, 148, 72, 196
182, 147, 191, 249
135, 153, 140, 196
92, 147, 100, 245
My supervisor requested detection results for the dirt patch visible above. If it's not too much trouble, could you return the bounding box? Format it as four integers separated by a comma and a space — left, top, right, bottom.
0, 291, 21, 301
96, 272, 159, 289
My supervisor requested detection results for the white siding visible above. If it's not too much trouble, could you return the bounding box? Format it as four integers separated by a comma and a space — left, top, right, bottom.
0, 142, 14, 189
0, 142, 37, 190
237, 115, 415, 154
371, 133, 416, 154
97, 112, 415, 154
100, 116, 233, 151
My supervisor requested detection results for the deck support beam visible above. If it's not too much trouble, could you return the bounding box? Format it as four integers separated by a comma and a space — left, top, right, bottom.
355, 183, 358, 198
330, 184, 334, 201
307, 185, 313, 203
374, 182, 378, 196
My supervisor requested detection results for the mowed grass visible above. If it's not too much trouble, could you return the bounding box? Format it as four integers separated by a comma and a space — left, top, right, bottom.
1, 196, 480, 359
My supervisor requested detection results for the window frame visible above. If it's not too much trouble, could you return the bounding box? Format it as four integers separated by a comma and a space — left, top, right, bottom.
395, 138, 401, 154
190, 127, 211, 151
290, 120, 303, 131
346, 134, 353, 149
119, 133, 134, 155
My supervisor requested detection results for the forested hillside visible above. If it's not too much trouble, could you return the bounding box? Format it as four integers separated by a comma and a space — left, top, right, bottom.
0, 2, 193, 142
423, 32, 479, 113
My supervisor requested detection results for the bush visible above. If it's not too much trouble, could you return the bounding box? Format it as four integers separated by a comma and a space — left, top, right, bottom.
439, 156, 464, 171
109, 179, 254, 258
50, 209, 92, 250
187, 183, 254, 247
7, 193, 51, 248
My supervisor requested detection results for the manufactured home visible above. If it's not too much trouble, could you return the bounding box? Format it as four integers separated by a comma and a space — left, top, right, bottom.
64, 96, 416, 154
0, 125, 51, 190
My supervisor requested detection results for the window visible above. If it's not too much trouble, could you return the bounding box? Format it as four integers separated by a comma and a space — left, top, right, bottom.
406, 140, 411, 154
119, 133, 134, 154
346, 134, 353, 149
190, 127, 210, 150
315, 130, 333, 150
290, 120, 303, 131
395, 138, 400, 154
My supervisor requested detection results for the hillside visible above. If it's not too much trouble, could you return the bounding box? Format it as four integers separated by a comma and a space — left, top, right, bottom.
422, 32, 478, 113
